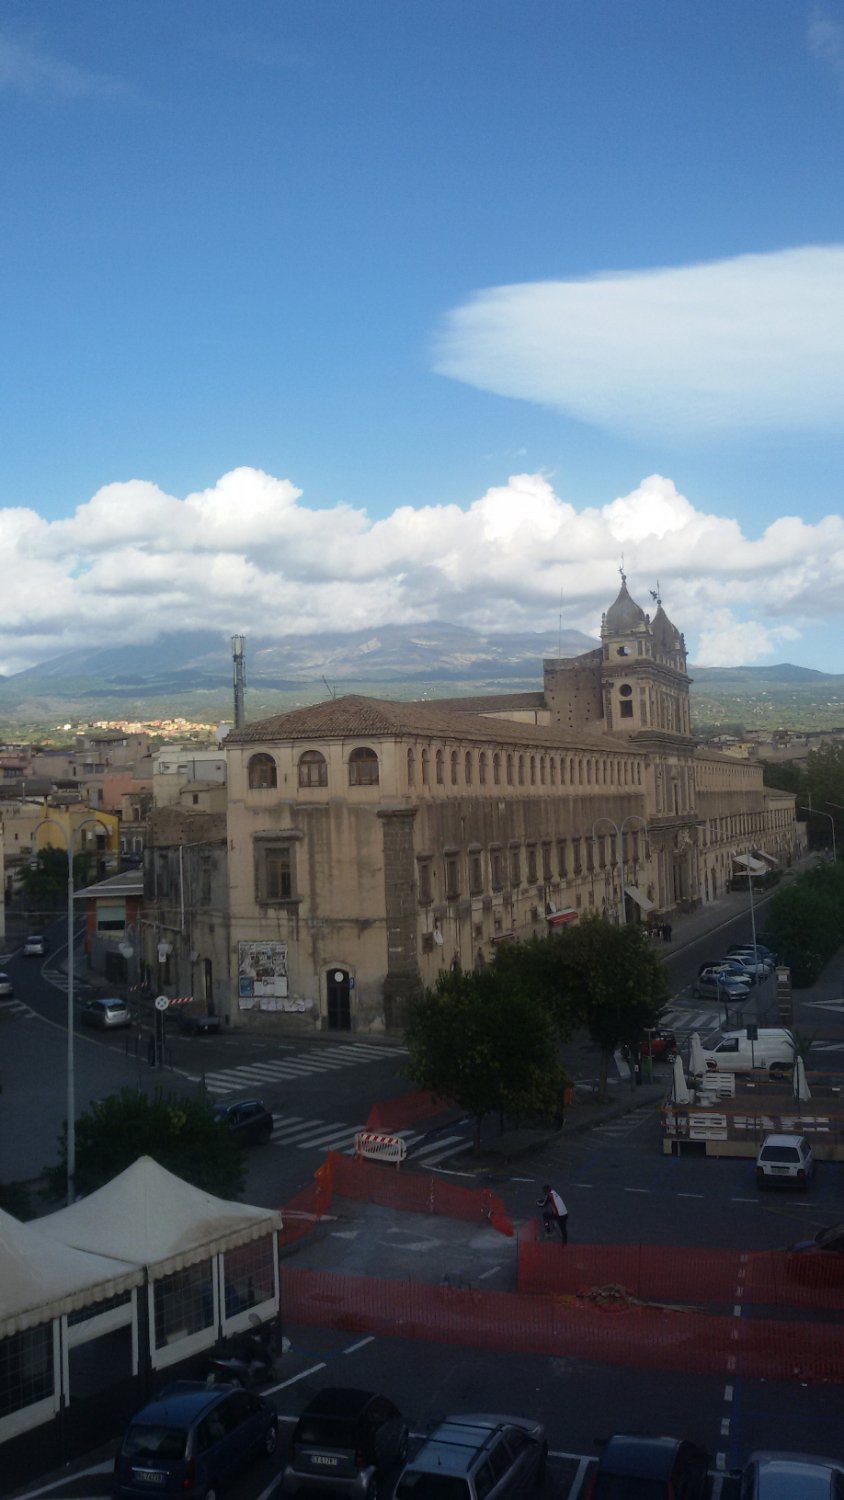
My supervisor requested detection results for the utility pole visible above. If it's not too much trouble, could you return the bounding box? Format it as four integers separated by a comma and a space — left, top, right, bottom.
232, 635, 246, 729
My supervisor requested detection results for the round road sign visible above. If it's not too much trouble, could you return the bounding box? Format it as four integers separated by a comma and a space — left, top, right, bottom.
154, 994, 170, 1011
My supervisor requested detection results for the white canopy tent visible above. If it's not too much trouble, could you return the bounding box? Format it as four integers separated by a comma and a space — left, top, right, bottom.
36, 1156, 281, 1277
732, 853, 767, 875
0, 1208, 140, 1340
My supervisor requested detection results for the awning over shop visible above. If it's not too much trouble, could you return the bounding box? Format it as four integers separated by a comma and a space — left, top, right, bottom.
625, 885, 656, 913
755, 849, 780, 867
733, 853, 767, 874
546, 908, 579, 927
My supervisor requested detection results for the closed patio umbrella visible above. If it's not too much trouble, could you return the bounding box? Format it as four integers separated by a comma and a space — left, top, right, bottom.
792, 1055, 811, 1102
689, 1032, 707, 1077
671, 1053, 691, 1105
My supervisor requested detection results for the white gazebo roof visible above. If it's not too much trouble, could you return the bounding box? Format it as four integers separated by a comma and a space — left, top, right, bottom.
0, 1207, 142, 1339
36, 1156, 282, 1280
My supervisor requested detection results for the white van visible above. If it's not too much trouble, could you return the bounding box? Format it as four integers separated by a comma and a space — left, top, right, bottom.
702, 1027, 795, 1076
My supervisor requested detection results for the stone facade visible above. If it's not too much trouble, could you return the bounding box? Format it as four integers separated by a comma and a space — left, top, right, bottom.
222, 580, 800, 1034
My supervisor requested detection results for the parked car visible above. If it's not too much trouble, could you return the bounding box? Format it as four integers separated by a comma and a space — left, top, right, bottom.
22, 934, 47, 957
737, 1450, 844, 1497
0, 972, 14, 998
638, 1029, 676, 1060
727, 954, 774, 981
786, 1221, 844, 1283
692, 969, 753, 1003
177, 1009, 222, 1036
696, 960, 754, 986
282, 1387, 408, 1497
587, 1434, 710, 1498
702, 1028, 795, 1076
81, 997, 132, 1030
728, 942, 777, 963
112, 1379, 278, 1498
756, 1133, 815, 1191
213, 1099, 275, 1145
395, 1414, 547, 1500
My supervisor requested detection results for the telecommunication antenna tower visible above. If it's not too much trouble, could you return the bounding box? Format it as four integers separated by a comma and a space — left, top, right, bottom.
232, 635, 246, 728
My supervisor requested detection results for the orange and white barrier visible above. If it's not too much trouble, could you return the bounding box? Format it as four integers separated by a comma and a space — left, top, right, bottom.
354, 1130, 407, 1167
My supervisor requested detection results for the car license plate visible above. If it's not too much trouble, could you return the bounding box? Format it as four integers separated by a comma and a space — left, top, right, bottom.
771, 1167, 789, 1174
133, 1470, 167, 1485
311, 1455, 339, 1467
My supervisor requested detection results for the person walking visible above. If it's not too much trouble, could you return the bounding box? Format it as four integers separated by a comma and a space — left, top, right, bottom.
537, 1184, 568, 1243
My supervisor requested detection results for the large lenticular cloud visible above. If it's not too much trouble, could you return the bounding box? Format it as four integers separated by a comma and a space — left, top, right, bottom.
433, 246, 844, 438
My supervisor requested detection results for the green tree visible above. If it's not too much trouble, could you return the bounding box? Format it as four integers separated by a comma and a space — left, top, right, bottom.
44, 1087, 246, 1200
406, 968, 565, 1151
763, 861, 844, 985
803, 743, 844, 855
761, 760, 804, 795
17, 847, 91, 913
519, 918, 670, 1099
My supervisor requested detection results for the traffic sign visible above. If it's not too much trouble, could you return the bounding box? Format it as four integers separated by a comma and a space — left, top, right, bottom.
154, 994, 170, 1011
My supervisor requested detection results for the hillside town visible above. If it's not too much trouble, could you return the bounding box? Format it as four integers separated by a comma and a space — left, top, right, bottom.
0, 578, 804, 1033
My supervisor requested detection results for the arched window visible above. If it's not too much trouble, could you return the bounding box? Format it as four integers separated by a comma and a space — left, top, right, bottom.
248, 753, 277, 790
586, 759, 593, 786
348, 747, 379, 786
539, 756, 546, 786
518, 755, 525, 786
407, 748, 416, 786
549, 757, 556, 786
422, 747, 430, 786
298, 750, 327, 788
493, 752, 501, 786
450, 750, 459, 786
506, 753, 514, 786
464, 751, 473, 784
436, 748, 444, 785
479, 751, 487, 785
529, 756, 536, 786
569, 758, 575, 784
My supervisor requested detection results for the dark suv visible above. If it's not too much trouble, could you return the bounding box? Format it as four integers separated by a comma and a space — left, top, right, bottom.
395, 1414, 547, 1500
112, 1380, 277, 1498
282, 1388, 408, 1498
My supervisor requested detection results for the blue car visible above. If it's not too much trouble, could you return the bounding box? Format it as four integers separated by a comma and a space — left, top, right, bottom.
113, 1380, 278, 1499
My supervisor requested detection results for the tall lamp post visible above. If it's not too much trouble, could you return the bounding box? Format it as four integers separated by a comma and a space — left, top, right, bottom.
825, 803, 843, 862
33, 815, 111, 1204
797, 805, 836, 864
592, 814, 649, 925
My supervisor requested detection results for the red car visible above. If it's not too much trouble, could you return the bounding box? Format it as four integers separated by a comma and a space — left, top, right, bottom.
786, 1222, 844, 1285
639, 1028, 677, 1060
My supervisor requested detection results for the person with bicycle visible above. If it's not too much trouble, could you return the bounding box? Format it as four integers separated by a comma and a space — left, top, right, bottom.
537, 1184, 568, 1243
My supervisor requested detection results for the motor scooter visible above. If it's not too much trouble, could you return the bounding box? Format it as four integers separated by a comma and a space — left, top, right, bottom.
207, 1312, 287, 1389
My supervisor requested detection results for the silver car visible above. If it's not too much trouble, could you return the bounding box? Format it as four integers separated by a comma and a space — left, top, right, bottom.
738, 1450, 844, 1497
81, 996, 132, 1029
0, 972, 14, 998
395, 1414, 547, 1500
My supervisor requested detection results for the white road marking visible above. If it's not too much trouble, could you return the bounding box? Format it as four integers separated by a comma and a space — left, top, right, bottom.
343, 1335, 375, 1353
264, 1360, 327, 1395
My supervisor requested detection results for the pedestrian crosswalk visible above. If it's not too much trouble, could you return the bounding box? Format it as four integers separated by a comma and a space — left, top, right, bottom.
659, 1005, 722, 1045
0, 997, 35, 1020
268, 1112, 467, 1167
194, 1040, 409, 1095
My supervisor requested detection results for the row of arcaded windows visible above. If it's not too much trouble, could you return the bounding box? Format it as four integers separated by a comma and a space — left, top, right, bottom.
247, 748, 380, 791
417, 831, 643, 902
406, 746, 643, 791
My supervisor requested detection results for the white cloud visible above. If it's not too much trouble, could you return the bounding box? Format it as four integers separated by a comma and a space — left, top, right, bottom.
0, 31, 135, 102
433, 246, 844, 439
808, 11, 844, 86
0, 467, 842, 674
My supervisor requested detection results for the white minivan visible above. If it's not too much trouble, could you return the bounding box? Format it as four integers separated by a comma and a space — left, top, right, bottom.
702, 1027, 795, 1076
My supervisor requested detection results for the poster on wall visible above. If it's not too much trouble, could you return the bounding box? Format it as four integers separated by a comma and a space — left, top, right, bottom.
238, 940, 289, 1005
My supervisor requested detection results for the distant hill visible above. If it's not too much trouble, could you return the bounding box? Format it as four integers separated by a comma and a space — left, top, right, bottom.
0, 626, 841, 732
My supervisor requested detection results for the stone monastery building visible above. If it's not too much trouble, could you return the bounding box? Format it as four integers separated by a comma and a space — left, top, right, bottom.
224, 577, 798, 1033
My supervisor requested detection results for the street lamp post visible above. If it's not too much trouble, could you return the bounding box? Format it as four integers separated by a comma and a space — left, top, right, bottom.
824, 803, 843, 862
592, 814, 649, 925
33, 815, 110, 1204
797, 805, 836, 863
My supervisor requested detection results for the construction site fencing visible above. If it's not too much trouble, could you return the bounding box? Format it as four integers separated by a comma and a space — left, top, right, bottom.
278, 1153, 513, 1248
326, 1153, 514, 1235
283, 1267, 844, 1384
517, 1223, 844, 1311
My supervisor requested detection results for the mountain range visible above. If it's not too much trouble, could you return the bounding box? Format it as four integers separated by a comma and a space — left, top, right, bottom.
0, 624, 842, 732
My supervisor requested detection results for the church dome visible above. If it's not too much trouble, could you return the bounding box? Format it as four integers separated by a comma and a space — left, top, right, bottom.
652, 602, 680, 653
605, 574, 647, 633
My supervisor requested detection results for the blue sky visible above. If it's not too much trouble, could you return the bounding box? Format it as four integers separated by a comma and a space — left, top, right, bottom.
1, 1, 843, 674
